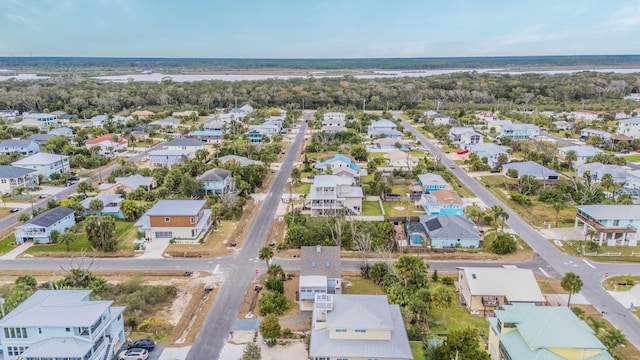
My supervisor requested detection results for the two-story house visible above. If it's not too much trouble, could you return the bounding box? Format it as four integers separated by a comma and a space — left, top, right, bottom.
625, 169, 640, 189
148, 149, 194, 168
616, 117, 640, 139
485, 119, 513, 133
580, 128, 612, 141
575, 205, 640, 246
557, 145, 603, 167
470, 143, 510, 168
299, 245, 342, 311
197, 168, 234, 195
0, 166, 39, 195
577, 162, 628, 184
314, 154, 363, 178
367, 119, 402, 139
417, 173, 449, 193
21, 113, 60, 128
0, 109, 19, 121
162, 138, 205, 152
135, 200, 212, 243
488, 304, 612, 360
308, 175, 363, 216
81, 194, 125, 218
322, 112, 347, 127
309, 294, 413, 360
448, 127, 475, 142
14, 206, 75, 244
11, 153, 70, 180
458, 267, 545, 316
419, 189, 466, 215
499, 123, 540, 140
85, 134, 128, 156
0, 290, 126, 360
0, 139, 40, 156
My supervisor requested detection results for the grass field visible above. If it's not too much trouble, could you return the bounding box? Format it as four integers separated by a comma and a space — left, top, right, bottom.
622, 154, 640, 162
361, 201, 383, 216
293, 183, 311, 194
410, 341, 426, 360
165, 220, 236, 257
382, 201, 425, 218
23, 221, 137, 254
429, 284, 490, 337
560, 240, 640, 263
343, 277, 386, 295
0, 234, 16, 255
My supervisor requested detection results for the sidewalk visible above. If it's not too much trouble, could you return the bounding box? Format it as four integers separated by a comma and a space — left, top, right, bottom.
0, 242, 34, 260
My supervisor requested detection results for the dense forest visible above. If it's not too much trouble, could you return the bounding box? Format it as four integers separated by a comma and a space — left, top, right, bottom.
2, 55, 640, 72
1, 71, 639, 117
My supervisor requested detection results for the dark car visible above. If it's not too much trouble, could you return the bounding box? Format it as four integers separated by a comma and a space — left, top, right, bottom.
38, 194, 47, 199
10, 208, 19, 213
127, 339, 155, 351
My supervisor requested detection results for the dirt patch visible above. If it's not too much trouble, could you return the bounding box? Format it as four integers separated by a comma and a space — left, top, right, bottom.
165, 220, 239, 258
536, 276, 566, 294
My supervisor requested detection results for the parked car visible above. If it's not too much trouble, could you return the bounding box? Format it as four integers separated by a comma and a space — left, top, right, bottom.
489, 168, 501, 173
118, 348, 149, 360
621, 149, 630, 154
10, 208, 19, 213
38, 194, 47, 199
127, 339, 155, 350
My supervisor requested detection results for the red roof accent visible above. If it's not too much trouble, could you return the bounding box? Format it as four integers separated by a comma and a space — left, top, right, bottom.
85, 134, 127, 145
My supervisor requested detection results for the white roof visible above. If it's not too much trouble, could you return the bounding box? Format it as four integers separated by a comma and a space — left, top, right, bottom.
0, 290, 112, 328
21, 337, 93, 357
149, 149, 193, 156
313, 175, 353, 187
144, 200, 206, 216
459, 267, 545, 303
11, 152, 69, 165
300, 275, 327, 288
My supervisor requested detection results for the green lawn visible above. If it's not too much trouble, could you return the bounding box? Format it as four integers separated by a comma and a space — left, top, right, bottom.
562, 240, 640, 263
382, 201, 425, 217
343, 277, 385, 295
391, 184, 409, 194
24, 221, 137, 254
410, 341, 426, 360
129, 140, 157, 148
293, 183, 311, 194
0, 234, 16, 255
367, 152, 385, 160
429, 285, 489, 337
361, 201, 383, 216
622, 154, 640, 162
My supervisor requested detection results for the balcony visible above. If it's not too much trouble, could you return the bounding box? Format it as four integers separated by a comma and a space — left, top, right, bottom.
577, 211, 637, 234
482, 296, 499, 307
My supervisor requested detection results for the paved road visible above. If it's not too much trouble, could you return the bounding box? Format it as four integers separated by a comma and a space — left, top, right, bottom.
185, 118, 309, 360
392, 111, 640, 348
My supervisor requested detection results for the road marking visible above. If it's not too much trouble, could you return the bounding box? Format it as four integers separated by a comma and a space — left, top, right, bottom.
213, 264, 220, 274
538, 267, 551, 278
582, 259, 596, 269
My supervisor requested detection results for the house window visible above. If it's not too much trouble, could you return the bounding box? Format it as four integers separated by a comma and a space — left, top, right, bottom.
613, 220, 620, 226
4, 327, 28, 338
65, 327, 71, 332
355, 329, 367, 333
38, 327, 42, 334
190, 216, 195, 224
335, 329, 347, 333
164, 217, 171, 222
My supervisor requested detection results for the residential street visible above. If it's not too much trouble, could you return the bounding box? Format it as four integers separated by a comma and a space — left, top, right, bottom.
392, 111, 640, 348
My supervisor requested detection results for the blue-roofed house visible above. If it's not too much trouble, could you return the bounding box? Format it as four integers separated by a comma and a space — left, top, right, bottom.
488, 304, 613, 360
314, 154, 364, 178
197, 168, 234, 195
417, 173, 449, 192
419, 214, 480, 248
0, 139, 40, 155
14, 206, 75, 244
502, 161, 560, 180
499, 123, 540, 140
81, 194, 125, 219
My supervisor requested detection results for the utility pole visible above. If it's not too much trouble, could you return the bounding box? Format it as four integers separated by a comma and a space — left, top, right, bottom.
363, 99, 366, 113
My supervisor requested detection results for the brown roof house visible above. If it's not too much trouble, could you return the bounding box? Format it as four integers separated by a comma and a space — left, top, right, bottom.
134, 200, 211, 243
419, 188, 466, 216
299, 245, 342, 311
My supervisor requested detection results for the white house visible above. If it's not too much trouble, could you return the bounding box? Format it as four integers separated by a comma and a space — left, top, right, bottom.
459, 130, 483, 149
475, 111, 498, 121
580, 128, 611, 141
386, 149, 419, 169
0, 166, 39, 194
577, 162, 628, 184
150, 116, 181, 129
0, 140, 40, 155
0, 290, 125, 360
0, 110, 19, 121
148, 149, 194, 167
557, 145, 603, 166
314, 154, 364, 178
624, 170, 640, 189
14, 206, 76, 244
616, 117, 640, 139
162, 138, 205, 152
367, 119, 402, 138
571, 110, 604, 121
308, 175, 363, 216
470, 143, 510, 168
135, 200, 212, 242
448, 127, 475, 141
84, 134, 128, 156
11, 153, 71, 179
322, 112, 347, 127
499, 123, 540, 140
21, 113, 60, 128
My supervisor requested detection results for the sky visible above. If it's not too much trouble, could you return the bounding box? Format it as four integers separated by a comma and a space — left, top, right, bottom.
0, 0, 639, 58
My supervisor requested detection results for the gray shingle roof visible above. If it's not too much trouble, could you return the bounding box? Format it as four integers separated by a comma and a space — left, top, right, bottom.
218, 155, 263, 166
115, 174, 155, 190
163, 138, 204, 147
23, 206, 75, 228
197, 168, 232, 182
419, 214, 479, 240
28, 133, 55, 142
0, 139, 38, 148
502, 161, 559, 179
0, 165, 37, 178
11, 152, 69, 166
578, 205, 640, 220
300, 246, 342, 278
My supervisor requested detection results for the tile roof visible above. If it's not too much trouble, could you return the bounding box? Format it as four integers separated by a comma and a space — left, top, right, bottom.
22, 206, 74, 228
426, 189, 464, 205
0, 165, 37, 178
85, 133, 126, 145
11, 152, 69, 165
300, 246, 342, 278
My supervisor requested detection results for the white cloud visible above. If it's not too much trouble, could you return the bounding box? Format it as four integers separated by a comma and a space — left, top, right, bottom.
605, 4, 640, 31
5, 13, 33, 25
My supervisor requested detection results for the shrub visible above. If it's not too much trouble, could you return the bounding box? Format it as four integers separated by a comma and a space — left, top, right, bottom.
258, 291, 290, 316
407, 325, 425, 341
490, 233, 517, 255
506, 168, 518, 178
265, 279, 284, 294
441, 276, 455, 286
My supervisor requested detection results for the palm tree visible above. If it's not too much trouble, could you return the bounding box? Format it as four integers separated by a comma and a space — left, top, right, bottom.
77, 181, 93, 197
58, 231, 76, 252
89, 198, 104, 248
552, 200, 565, 227
258, 246, 274, 268
499, 210, 509, 231
490, 205, 504, 226
564, 150, 578, 170
600, 327, 627, 353
561, 272, 583, 307
431, 286, 455, 327
600, 173, 615, 195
